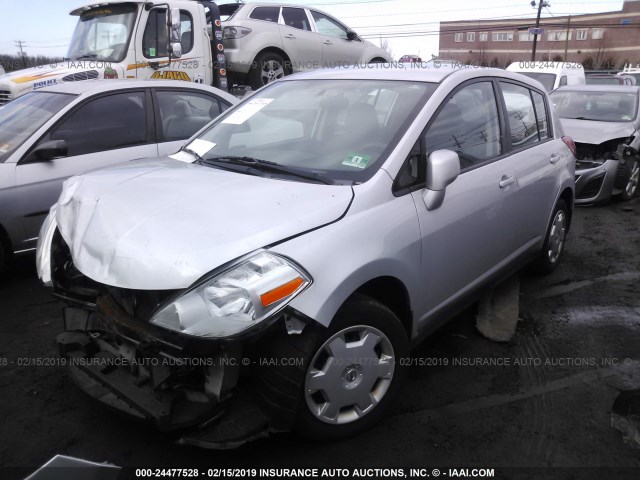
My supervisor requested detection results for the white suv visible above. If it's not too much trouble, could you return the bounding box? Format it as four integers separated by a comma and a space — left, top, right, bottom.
221, 2, 391, 89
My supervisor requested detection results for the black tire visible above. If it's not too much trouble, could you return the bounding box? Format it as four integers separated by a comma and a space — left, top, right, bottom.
253, 295, 409, 441
530, 199, 569, 274
247, 51, 288, 90
612, 158, 639, 202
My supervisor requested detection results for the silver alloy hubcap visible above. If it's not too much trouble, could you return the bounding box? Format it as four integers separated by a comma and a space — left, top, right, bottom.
261, 60, 284, 85
547, 210, 567, 264
626, 160, 639, 197
304, 325, 395, 425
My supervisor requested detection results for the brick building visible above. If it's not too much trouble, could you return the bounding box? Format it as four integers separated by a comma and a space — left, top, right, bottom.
439, 0, 640, 69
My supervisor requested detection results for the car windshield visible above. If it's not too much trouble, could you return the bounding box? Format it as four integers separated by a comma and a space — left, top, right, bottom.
0, 92, 76, 163
67, 3, 137, 62
518, 72, 556, 92
550, 90, 638, 122
191, 79, 436, 183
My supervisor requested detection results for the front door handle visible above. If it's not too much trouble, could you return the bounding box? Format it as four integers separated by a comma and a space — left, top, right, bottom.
284, 34, 295, 39
550, 153, 560, 164
323, 40, 333, 45
499, 175, 516, 188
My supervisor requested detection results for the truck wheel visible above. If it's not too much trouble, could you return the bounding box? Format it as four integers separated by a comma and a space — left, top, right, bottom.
247, 52, 287, 90
613, 158, 639, 201
254, 295, 409, 440
530, 199, 569, 274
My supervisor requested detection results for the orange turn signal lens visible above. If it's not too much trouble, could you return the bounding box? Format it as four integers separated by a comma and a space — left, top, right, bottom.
260, 277, 305, 307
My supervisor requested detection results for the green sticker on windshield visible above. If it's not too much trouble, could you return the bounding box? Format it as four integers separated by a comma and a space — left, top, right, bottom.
342, 153, 371, 169
149, 47, 156, 57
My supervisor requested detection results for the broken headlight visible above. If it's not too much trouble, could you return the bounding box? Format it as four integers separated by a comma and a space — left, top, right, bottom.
36, 205, 58, 286
150, 252, 311, 338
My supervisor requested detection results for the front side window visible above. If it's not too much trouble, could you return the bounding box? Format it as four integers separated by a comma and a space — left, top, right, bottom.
501, 82, 541, 148
143, 9, 193, 58
49, 91, 147, 156
191, 79, 436, 184
67, 3, 137, 62
282, 7, 311, 31
249, 6, 280, 22
311, 11, 348, 39
425, 82, 501, 169
156, 90, 230, 141
550, 90, 638, 122
1, 93, 76, 163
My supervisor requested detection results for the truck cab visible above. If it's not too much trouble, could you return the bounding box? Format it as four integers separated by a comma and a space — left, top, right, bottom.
507, 61, 586, 92
0, 1, 217, 106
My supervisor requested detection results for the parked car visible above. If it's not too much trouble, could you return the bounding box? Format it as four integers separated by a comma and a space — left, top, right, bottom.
0, 79, 236, 273
221, 2, 391, 90
38, 67, 574, 446
399, 54, 422, 63
586, 73, 636, 86
550, 85, 640, 204
507, 61, 585, 92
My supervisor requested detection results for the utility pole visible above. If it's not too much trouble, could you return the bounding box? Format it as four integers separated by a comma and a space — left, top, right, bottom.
14, 40, 27, 68
564, 15, 571, 61
530, 1, 549, 62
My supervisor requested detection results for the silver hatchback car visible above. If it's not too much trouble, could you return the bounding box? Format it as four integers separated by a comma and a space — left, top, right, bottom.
38, 67, 574, 446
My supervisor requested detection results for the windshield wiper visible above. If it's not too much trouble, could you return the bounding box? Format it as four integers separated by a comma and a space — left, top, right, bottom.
75, 53, 98, 60
180, 145, 204, 162
198, 156, 333, 184
570, 116, 601, 121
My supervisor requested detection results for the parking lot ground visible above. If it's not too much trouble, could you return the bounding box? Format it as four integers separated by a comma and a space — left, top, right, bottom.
1, 197, 639, 479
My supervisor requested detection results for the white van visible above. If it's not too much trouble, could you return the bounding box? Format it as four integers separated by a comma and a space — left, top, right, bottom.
507, 61, 585, 92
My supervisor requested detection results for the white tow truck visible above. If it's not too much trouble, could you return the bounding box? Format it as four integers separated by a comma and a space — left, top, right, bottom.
0, 0, 229, 106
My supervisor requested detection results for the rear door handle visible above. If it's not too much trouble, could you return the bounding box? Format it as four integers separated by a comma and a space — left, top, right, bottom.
550, 153, 560, 164
284, 34, 295, 39
499, 175, 516, 188
323, 40, 333, 45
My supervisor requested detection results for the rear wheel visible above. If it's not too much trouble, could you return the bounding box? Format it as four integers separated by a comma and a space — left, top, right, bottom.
254, 295, 409, 440
530, 199, 569, 274
614, 158, 639, 201
247, 52, 288, 90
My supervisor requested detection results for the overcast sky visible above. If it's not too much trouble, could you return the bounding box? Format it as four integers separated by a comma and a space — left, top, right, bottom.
0, 0, 626, 60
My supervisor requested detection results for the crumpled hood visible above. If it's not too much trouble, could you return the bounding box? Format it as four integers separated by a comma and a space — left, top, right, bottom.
56, 159, 353, 290
561, 118, 635, 145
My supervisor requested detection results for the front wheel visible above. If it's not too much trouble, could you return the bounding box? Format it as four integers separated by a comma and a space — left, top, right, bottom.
530, 199, 569, 274
613, 158, 639, 201
254, 295, 409, 440
247, 52, 288, 90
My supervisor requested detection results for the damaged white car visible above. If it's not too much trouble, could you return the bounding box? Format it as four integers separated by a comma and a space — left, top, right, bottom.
36, 67, 575, 447
551, 85, 640, 204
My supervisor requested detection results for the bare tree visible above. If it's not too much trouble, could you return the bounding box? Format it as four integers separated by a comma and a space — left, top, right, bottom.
592, 33, 610, 69
380, 38, 393, 59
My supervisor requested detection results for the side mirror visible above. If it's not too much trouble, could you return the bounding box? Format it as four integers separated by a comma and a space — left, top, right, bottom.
346, 30, 358, 41
168, 7, 182, 59
423, 149, 460, 210
27, 140, 68, 163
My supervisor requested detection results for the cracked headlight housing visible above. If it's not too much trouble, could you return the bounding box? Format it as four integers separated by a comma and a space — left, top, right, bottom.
150, 252, 311, 338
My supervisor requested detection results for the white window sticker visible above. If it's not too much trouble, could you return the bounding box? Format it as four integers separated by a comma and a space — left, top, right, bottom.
187, 139, 216, 157
169, 150, 196, 163
222, 98, 273, 125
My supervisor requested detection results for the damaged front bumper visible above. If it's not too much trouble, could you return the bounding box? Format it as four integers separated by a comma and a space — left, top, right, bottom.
56, 296, 283, 448
574, 158, 620, 205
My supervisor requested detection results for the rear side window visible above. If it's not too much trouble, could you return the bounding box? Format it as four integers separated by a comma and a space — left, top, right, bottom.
156, 90, 231, 141
50, 91, 147, 156
282, 7, 310, 31
425, 81, 501, 169
249, 6, 280, 22
501, 82, 540, 149
531, 91, 550, 139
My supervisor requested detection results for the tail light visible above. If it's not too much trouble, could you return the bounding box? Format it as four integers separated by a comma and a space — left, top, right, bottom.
223, 26, 252, 40
562, 136, 577, 157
